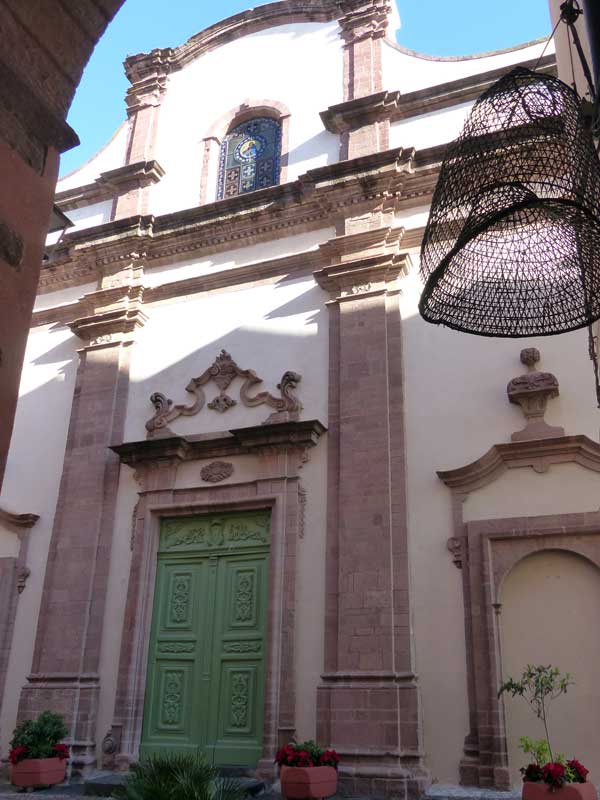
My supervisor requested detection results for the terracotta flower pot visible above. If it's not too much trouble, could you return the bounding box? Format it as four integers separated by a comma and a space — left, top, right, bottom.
280, 765, 338, 799
523, 782, 597, 800
10, 757, 66, 788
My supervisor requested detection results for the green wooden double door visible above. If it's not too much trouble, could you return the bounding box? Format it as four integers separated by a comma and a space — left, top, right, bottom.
140, 511, 270, 766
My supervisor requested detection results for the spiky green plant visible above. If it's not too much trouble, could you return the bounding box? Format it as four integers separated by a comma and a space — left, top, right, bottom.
114, 752, 247, 800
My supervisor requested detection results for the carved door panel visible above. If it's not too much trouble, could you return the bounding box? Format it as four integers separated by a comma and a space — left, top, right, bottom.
207, 553, 269, 766
141, 512, 270, 766
140, 560, 211, 758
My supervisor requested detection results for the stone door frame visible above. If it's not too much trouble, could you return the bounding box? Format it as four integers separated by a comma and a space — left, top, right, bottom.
438, 434, 600, 789
109, 467, 303, 777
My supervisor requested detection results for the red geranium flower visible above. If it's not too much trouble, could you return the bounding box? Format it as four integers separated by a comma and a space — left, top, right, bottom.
8, 746, 29, 765
568, 760, 589, 783
543, 762, 567, 788
521, 763, 544, 783
53, 744, 70, 761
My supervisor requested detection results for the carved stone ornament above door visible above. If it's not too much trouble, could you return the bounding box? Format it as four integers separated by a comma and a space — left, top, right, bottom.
145, 350, 303, 436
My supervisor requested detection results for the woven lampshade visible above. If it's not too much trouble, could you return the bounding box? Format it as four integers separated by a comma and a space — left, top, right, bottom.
419, 66, 600, 337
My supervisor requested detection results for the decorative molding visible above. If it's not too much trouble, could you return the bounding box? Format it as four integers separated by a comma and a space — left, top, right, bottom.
0, 506, 39, 528
208, 393, 237, 413
506, 348, 564, 441
320, 56, 556, 134
54, 161, 165, 213
99, 160, 165, 192
146, 350, 303, 435
111, 419, 327, 467
437, 434, 600, 494
200, 461, 235, 483
68, 284, 148, 343
166, 1, 352, 70
44, 147, 422, 296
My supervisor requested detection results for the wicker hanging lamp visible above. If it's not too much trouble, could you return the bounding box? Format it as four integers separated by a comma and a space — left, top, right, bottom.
418, 66, 600, 338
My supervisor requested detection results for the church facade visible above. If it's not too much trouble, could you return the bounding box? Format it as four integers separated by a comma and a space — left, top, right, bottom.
1, 1, 600, 796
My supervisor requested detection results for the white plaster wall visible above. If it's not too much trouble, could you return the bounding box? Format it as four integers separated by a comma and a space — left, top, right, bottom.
151, 22, 342, 216
390, 102, 474, 150
397, 250, 599, 783
383, 39, 551, 94
66, 200, 113, 231
0, 324, 79, 755
464, 463, 600, 522
125, 274, 329, 442
58, 122, 129, 191
34, 282, 96, 313
143, 228, 335, 288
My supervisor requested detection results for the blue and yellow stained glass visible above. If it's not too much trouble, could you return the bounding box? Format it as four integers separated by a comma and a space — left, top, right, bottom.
217, 117, 282, 199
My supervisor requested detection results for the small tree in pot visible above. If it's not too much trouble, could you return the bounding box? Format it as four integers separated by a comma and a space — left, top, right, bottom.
9, 711, 69, 788
499, 665, 595, 800
276, 741, 339, 800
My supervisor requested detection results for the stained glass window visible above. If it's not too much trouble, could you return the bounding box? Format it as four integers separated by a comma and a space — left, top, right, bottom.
217, 117, 282, 200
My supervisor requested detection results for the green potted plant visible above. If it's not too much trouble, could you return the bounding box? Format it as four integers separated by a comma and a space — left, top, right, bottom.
9, 710, 69, 788
499, 665, 596, 800
275, 740, 339, 799
114, 751, 246, 800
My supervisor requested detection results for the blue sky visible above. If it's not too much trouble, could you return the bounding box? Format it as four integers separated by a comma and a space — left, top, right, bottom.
59, 0, 552, 176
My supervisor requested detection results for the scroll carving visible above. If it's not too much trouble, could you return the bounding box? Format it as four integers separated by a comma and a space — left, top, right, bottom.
146, 350, 302, 435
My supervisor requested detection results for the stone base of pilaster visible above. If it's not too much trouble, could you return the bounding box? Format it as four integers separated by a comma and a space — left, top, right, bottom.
338, 765, 430, 800
18, 675, 100, 776
317, 678, 429, 799
459, 759, 510, 791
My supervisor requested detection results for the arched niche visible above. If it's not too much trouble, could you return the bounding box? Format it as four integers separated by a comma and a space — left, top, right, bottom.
499, 550, 600, 786
437, 433, 600, 789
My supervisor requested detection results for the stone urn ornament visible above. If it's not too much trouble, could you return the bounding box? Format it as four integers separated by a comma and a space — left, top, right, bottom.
276, 741, 339, 800
499, 665, 597, 800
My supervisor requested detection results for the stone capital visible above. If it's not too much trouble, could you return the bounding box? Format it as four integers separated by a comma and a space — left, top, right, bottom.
315, 227, 411, 296
68, 284, 147, 345
124, 48, 174, 114
338, 0, 392, 45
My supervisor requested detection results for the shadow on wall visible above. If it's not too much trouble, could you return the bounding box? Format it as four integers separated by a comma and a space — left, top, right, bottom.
286, 130, 339, 171
125, 279, 327, 441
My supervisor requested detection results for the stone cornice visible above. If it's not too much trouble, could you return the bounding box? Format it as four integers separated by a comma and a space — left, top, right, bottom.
437, 435, 600, 494
32, 248, 326, 329
44, 147, 423, 293
99, 160, 165, 192
314, 251, 411, 293
320, 55, 556, 133
111, 419, 327, 466
55, 160, 165, 212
